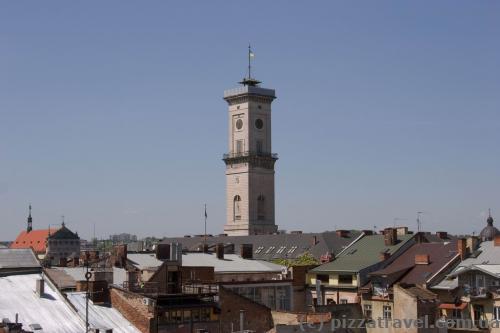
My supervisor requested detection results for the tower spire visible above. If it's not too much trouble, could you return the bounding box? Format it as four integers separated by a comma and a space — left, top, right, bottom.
27, 204, 33, 232
487, 208, 494, 225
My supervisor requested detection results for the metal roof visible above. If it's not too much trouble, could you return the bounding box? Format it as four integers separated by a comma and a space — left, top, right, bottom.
161, 230, 361, 261
127, 252, 284, 273
0, 248, 40, 269
66, 292, 141, 333
311, 234, 415, 273
0, 273, 85, 332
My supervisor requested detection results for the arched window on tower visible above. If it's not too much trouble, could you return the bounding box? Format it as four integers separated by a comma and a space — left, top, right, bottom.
257, 195, 265, 220
234, 195, 241, 221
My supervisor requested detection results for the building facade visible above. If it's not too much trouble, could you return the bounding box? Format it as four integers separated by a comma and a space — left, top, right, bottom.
222, 73, 278, 236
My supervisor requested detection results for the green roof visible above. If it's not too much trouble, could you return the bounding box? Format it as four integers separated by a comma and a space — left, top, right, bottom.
310, 234, 414, 273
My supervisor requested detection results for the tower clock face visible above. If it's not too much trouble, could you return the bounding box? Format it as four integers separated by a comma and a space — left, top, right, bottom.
236, 119, 243, 130
255, 118, 264, 129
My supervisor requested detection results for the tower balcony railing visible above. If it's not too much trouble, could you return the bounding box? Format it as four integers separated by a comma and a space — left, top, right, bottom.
223, 151, 278, 160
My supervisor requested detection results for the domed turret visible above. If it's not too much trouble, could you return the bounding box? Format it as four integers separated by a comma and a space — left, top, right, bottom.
480, 209, 499, 241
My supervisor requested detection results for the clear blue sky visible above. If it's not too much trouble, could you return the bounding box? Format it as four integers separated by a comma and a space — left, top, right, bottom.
1, 1, 499, 241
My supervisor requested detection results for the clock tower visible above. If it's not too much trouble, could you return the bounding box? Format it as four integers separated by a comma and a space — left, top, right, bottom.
222, 58, 278, 236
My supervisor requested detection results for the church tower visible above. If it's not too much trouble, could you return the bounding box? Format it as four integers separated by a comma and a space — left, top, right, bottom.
223, 48, 278, 236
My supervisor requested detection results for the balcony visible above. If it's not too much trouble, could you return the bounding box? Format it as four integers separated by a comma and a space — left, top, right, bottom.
223, 151, 278, 160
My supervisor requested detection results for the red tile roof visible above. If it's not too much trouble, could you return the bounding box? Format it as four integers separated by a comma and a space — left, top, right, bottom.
10, 229, 52, 254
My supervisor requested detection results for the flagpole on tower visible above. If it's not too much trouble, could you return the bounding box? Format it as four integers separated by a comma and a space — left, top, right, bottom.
248, 44, 251, 79
204, 204, 207, 247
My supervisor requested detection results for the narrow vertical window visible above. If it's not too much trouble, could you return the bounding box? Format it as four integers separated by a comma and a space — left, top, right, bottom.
257, 195, 265, 220
236, 140, 244, 154
234, 195, 241, 221
256, 140, 263, 154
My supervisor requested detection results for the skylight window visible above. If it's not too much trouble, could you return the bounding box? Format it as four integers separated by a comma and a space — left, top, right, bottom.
265, 246, 276, 254
255, 246, 265, 254
276, 246, 287, 254
288, 246, 298, 254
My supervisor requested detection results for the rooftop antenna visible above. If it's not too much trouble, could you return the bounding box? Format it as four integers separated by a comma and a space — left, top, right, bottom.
204, 204, 207, 249
393, 217, 407, 228
417, 212, 423, 232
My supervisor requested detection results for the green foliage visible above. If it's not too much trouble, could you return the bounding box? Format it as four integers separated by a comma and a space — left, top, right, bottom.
272, 252, 319, 267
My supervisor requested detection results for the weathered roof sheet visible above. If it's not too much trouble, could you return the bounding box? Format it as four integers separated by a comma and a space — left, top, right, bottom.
0, 248, 40, 269
311, 234, 415, 273
127, 252, 284, 273
161, 230, 361, 260
0, 273, 85, 332
66, 292, 141, 333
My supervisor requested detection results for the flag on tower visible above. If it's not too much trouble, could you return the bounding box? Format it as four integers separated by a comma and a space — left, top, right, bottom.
204, 205, 207, 219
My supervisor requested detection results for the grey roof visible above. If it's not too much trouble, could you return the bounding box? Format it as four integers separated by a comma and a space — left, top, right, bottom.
311, 234, 415, 273
0, 248, 40, 269
458, 241, 500, 267
161, 230, 361, 261
66, 292, 141, 333
127, 252, 284, 273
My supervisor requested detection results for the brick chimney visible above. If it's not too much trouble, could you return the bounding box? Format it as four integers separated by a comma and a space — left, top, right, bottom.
379, 252, 391, 261
336, 230, 348, 238
495, 235, 500, 247
216, 243, 224, 260
384, 228, 397, 246
415, 254, 430, 265
240, 244, 253, 259
312, 236, 318, 246
436, 231, 448, 239
458, 238, 467, 260
114, 244, 127, 268
36, 279, 44, 297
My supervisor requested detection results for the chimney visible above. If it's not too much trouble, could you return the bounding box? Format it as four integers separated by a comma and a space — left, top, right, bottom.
336, 230, 348, 238
59, 257, 67, 267
202, 243, 209, 253
495, 235, 500, 247
216, 243, 224, 260
113, 245, 127, 268
436, 231, 448, 239
240, 244, 253, 259
396, 227, 408, 236
156, 243, 170, 260
312, 236, 318, 246
384, 228, 397, 246
379, 252, 391, 261
466, 236, 479, 252
415, 254, 430, 265
458, 238, 467, 260
36, 279, 44, 297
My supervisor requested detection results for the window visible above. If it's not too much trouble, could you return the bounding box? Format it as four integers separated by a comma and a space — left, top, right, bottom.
364, 304, 372, 319
287, 246, 298, 254
338, 275, 353, 285
316, 274, 329, 283
383, 305, 392, 320
340, 299, 348, 304
494, 307, 500, 321
255, 246, 264, 254
257, 195, 265, 220
276, 246, 287, 254
265, 246, 275, 254
235, 140, 244, 153
233, 195, 241, 221
256, 140, 263, 154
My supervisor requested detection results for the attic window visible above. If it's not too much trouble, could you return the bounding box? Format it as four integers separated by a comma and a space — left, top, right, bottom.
265, 246, 276, 254
255, 246, 265, 254
276, 246, 287, 254
288, 246, 298, 254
